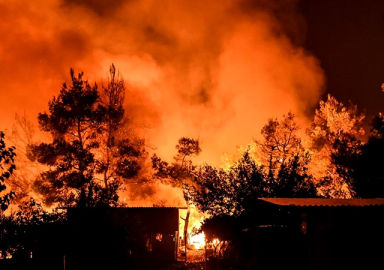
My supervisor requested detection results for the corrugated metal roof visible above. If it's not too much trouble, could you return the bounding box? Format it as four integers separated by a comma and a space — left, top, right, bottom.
63, 206, 187, 209
119, 206, 188, 209
258, 198, 384, 207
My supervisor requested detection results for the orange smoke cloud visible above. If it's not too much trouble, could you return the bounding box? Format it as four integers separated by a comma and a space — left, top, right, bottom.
0, 0, 325, 167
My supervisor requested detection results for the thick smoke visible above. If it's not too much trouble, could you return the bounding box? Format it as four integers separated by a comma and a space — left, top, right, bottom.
0, 0, 324, 167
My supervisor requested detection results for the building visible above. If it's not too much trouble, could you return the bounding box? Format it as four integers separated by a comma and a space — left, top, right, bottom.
254, 198, 384, 270
65, 207, 185, 269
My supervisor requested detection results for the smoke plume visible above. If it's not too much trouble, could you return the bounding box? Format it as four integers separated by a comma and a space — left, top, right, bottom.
0, 0, 325, 168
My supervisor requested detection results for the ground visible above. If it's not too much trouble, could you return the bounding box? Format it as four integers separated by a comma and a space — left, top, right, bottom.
169, 261, 208, 270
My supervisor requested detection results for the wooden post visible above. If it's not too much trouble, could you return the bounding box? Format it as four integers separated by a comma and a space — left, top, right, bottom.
184, 205, 190, 263
184, 229, 187, 262
174, 231, 179, 261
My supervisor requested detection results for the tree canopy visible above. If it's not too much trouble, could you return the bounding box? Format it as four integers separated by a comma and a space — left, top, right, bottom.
186, 113, 317, 219
338, 113, 384, 198
256, 111, 304, 177
306, 94, 365, 198
28, 65, 146, 207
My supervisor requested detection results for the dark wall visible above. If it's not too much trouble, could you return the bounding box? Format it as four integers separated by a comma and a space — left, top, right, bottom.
306, 206, 384, 270
65, 207, 180, 269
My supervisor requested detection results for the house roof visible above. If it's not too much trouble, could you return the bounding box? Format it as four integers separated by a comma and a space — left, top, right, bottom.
123, 206, 188, 209
66, 207, 183, 234
258, 198, 384, 207
63, 206, 187, 209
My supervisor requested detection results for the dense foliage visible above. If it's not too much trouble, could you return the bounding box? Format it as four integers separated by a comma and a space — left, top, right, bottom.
0, 131, 16, 211
28, 65, 146, 207
306, 94, 365, 198
335, 113, 384, 198
186, 150, 316, 218
185, 113, 316, 218
0, 198, 65, 258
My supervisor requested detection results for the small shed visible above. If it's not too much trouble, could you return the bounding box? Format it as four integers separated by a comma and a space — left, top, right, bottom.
256, 198, 384, 270
65, 207, 185, 269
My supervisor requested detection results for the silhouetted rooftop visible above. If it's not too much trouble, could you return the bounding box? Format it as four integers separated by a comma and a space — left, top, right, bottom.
62, 206, 187, 209
258, 198, 384, 207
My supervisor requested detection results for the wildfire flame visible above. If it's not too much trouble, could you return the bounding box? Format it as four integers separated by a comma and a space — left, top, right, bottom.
212, 238, 220, 245
190, 232, 205, 249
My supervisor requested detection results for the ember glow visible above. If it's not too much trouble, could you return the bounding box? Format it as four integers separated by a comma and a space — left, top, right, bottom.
212, 238, 220, 245
1, 0, 324, 166
179, 207, 207, 250
190, 232, 205, 250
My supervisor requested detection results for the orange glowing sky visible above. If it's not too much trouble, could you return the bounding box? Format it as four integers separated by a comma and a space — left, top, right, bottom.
0, 0, 327, 165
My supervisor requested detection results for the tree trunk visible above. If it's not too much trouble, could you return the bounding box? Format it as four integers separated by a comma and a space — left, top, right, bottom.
184, 202, 191, 262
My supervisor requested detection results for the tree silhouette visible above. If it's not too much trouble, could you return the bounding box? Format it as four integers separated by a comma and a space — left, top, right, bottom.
95, 64, 146, 192
29, 65, 146, 207
341, 113, 384, 197
0, 131, 16, 211
152, 137, 201, 185
186, 113, 317, 218
0, 197, 65, 259
29, 68, 102, 206
274, 153, 317, 198
186, 151, 265, 217
186, 149, 316, 219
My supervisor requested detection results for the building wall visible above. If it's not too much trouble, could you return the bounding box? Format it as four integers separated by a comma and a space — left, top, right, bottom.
306, 206, 384, 270
65, 207, 180, 269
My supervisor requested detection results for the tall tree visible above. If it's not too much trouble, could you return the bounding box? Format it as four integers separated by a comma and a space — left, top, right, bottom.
306, 94, 364, 198
95, 64, 146, 193
29, 69, 104, 206
254, 112, 316, 195
30, 65, 147, 207
256, 112, 304, 178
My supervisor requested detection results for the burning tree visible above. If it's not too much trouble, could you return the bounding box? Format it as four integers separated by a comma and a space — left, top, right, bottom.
306, 94, 365, 198
256, 111, 304, 177
94, 64, 147, 197
29, 65, 146, 207
254, 112, 316, 196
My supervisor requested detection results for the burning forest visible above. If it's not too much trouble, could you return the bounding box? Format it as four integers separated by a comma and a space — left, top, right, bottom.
1, 0, 384, 269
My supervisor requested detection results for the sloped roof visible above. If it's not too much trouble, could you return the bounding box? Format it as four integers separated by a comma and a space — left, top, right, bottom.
258, 198, 384, 207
